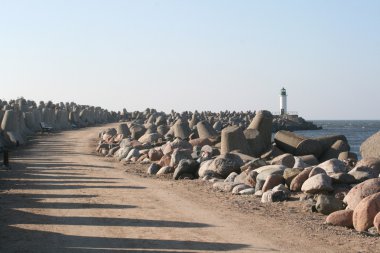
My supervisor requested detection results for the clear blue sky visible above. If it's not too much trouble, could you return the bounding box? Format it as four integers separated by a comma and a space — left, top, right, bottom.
0, 0, 379, 119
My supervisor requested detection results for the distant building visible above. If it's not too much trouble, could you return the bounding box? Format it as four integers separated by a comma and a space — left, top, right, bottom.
280, 87, 287, 115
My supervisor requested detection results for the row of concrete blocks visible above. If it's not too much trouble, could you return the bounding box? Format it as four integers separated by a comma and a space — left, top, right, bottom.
0, 107, 115, 148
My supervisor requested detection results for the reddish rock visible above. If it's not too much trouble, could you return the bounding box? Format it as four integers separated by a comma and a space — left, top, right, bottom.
326, 210, 354, 228
374, 212, 380, 234
262, 174, 285, 192
343, 178, 380, 210
290, 167, 313, 192
158, 154, 171, 167
353, 192, 380, 232
148, 149, 163, 161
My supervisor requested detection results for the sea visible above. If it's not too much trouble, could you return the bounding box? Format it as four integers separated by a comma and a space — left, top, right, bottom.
293, 120, 380, 159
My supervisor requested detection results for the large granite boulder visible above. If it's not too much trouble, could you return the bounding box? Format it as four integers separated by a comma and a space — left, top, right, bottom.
360, 131, 380, 159
318, 159, 349, 176
301, 174, 333, 194
206, 153, 244, 178
343, 178, 380, 210
353, 192, 380, 232
348, 157, 380, 181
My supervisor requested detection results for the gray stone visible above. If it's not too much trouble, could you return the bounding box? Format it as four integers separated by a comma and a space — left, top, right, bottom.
173, 159, 199, 180
147, 163, 161, 175
315, 194, 345, 215
232, 184, 252, 194
261, 190, 288, 203
213, 182, 242, 192
170, 149, 192, 168
239, 188, 256, 195
349, 157, 380, 181
206, 153, 244, 178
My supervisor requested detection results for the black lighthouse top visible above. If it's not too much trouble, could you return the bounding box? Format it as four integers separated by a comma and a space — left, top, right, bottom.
280, 87, 287, 96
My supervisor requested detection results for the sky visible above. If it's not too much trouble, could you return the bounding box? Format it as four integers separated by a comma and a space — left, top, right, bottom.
0, 0, 379, 119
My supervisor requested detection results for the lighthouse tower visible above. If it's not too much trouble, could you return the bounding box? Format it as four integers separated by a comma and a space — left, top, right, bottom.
280, 87, 287, 115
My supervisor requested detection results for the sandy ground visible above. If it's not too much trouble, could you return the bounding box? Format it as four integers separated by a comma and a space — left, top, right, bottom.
0, 123, 378, 253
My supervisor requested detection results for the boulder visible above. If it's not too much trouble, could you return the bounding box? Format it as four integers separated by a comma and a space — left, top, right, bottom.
173, 159, 199, 180
221, 125, 250, 155
349, 157, 380, 181
148, 149, 163, 161
240, 158, 267, 171
158, 154, 172, 167
213, 182, 241, 192
329, 173, 357, 184
239, 188, 256, 195
374, 212, 380, 234
293, 156, 308, 169
360, 131, 380, 159
343, 178, 380, 210
232, 184, 252, 194
138, 133, 161, 144
301, 174, 333, 194
283, 168, 303, 187
298, 155, 319, 166
170, 149, 192, 168
147, 163, 161, 175
308, 167, 326, 178
318, 159, 349, 176
206, 153, 244, 178
326, 210, 354, 228
353, 192, 380, 232
271, 153, 295, 168
125, 148, 140, 161
262, 174, 285, 192
156, 166, 175, 175
224, 172, 239, 183
198, 159, 216, 178
261, 189, 288, 203
315, 194, 345, 215
234, 169, 258, 187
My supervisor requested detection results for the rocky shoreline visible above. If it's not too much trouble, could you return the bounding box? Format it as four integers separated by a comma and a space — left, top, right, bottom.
96, 108, 380, 237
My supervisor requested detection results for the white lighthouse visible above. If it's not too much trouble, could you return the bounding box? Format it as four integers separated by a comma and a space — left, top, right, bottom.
280, 87, 287, 115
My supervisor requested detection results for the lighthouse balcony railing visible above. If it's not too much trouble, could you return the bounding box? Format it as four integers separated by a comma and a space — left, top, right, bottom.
272, 111, 298, 116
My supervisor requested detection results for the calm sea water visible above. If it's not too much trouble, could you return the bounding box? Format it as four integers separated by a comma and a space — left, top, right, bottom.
294, 120, 380, 159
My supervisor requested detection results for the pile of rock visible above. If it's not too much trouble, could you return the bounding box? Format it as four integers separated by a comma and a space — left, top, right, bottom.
96, 108, 380, 235
0, 97, 116, 155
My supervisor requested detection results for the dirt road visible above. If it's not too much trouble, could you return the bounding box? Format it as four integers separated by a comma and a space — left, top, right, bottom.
0, 124, 378, 253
